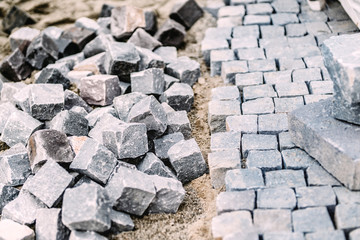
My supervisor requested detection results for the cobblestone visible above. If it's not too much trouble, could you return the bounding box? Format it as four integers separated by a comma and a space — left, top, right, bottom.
275, 82, 309, 97
292, 68, 322, 82
282, 148, 316, 170
254, 209, 292, 234
248, 59, 276, 72
265, 170, 306, 188
260, 25, 284, 38
236, 48, 265, 60
210, 131, 241, 152
242, 134, 278, 156
242, 97, 275, 115
226, 115, 258, 133
235, 72, 263, 89
216, 190, 255, 214
243, 84, 277, 101
309, 80, 334, 95
221, 60, 248, 83
293, 207, 334, 233
296, 186, 336, 209
257, 187, 296, 210
258, 113, 288, 134
225, 168, 265, 191
264, 70, 292, 85
274, 96, 304, 113
246, 150, 282, 171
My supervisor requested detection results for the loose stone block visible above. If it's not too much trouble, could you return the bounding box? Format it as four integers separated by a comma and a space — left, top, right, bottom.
137, 152, 176, 179
275, 82, 309, 97
264, 71, 292, 85
254, 209, 292, 234
168, 139, 207, 183
263, 232, 304, 240
350, 229, 360, 240
257, 187, 296, 209
25, 34, 57, 69
208, 149, 241, 189
0, 219, 35, 240
0, 49, 32, 82
236, 48, 265, 61
155, 19, 186, 47
210, 131, 241, 152
246, 150, 282, 171
170, 0, 204, 29
86, 106, 117, 128
75, 17, 100, 32
296, 186, 336, 209
288, 100, 360, 190
127, 28, 162, 50
0, 144, 31, 186
274, 96, 304, 113
279, 132, 296, 150
243, 15, 271, 25
160, 82, 194, 111
104, 42, 140, 81
70, 138, 117, 184
235, 72, 263, 89
241, 98, 275, 115
286, 23, 307, 37
221, 60, 248, 84
333, 187, 360, 204
106, 167, 156, 216
211, 211, 254, 239
165, 56, 200, 86
0, 184, 19, 214
208, 100, 241, 133
282, 148, 316, 170
83, 34, 113, 58
35, 67, 70, 89
27, 129, 74, 173
335, 204, 360, 231
0, 102, 19, 134
260, 25, 284, 39
144, 10, 158, 35
243, 84, 277, 101
127, 95, 168, 137
110, 6, 145, 40
1, 111, 42, 147
225, 168, 265, 191
204, 0, 225, 18
26, 160, 73, 207
88, 114, 124, 145
2, 190, 46, 225
210, 49, 236, 77
131, 68, 165, 96
62, 184, 111, 232
216, 191, 255, 214
2, 5, 36, 33
305, 22, 331, 35
49, 109, 89, 136
153, 132, 184, 160
148, 175, 185, 213
61, 26, 96, 52
113, 92, 147, 121
9, 27, 40, 51
107, 209, 134, 234
102, 122, 148, 160
278, 58, 305, 71
305, 231, 346, 240
265, 170, 306, 188
242, 134, 278, 156
79, 75, 121, 106
154, 46, 177, 65
271, 13, 299, 26
73, 52, 106, 74
201, 38, 229, 66
68, 136, 89, 156
292, 68, 322, 82
36, 208, 70, 240
226, 115, 258, 134
136, 47, 165, 71
231, 37, 258, 49
248, 59, 276, 72
64, 90, 92, 113
307, 164, 341, 187
28, 84, 64, 121
293, 207, 335, 233
69, 231, 107, 240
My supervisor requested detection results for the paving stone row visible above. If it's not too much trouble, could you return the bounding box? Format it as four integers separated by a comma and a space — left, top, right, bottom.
0, 1, 207, 239
203, 0, 360, 239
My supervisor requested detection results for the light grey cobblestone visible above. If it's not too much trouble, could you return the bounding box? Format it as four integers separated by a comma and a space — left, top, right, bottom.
260, 25, 284, 38
286, 23, 307, 37
293, 207, 334, 233
303, 94, 331, 104
306, 164, 341, 187
274, 96, 304, 113
264, 232, 304, 240
258, 113, 288, 134
243, 84, 277, 101
236, 48, 265, 60
211, 86, 240, 101
278, 58, 305, 71
279, 132, 296, 150
254, 209, 292, 234
335, 204, 360, 231
282, 148, 316, 170
242, 97, 275, 115
216, 191, 255, 214
208, 100, 241, 133
275, 82, 309, 97
292, 68, 322, 82
242, 133, 278, 156
305, 231, 346, 240
221, 60, 248, 83
309, 80, 334, 95
210, 131, 241, 152
210, 49, 235, 76
246, 150, 282, 171
231, 37, 258, 49
257, 187, 296, 210
226, 115, 258, 134
265, 169, 306, 188
296, 186, 336, 209
260, 37, 288, 48
333, 186, 360, 204
271, 13, 299, 26
248, 59, 277, 72
225, 168, 265, 191
264, 70, 292, 85
233, 25, 260, 38
244, 15, 271, 26
235, 72, 263, 89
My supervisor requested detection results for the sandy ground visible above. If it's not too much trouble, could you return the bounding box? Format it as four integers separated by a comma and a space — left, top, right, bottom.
0, 0, 227, 239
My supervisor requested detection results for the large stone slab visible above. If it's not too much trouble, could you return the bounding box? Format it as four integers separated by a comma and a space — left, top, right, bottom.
288, 99, 360, 190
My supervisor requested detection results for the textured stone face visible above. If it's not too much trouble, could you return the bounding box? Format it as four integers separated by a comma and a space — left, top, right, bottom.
216, 191, 255, 214
137, 152, 176, 179
35, 68, 71, 89
83, 34, 113, 58
0, 144, 31, 186
170, 0, 203, 29
0, 102, 20, 134
85, 106, 117, 128
25, 160, 73, 207
153, 132, 184, 160
73, 52, 106, 74
0, 219, 35, 240
160, 82, 194, 112
0, 48, 32, 82
70, 138, 117, 185
111, 6, 146, 40
2, 6, 36, 33
107, 209, 134, 234
131, 68, 165, 96
36, 208, 70, 240
0, 184, 19, 214
292, 207, 334, 232
112, 92, 147, 121
69, 230, 108, 240
225, 168, 265, 191
62, 184, 111, 232
127, 28, 162, 50
136, 47, 165, 71
106, 167, 156, 216
168, 139, 207, 183
64, 90, 92, 113
166, 56, 200, 87
25, 34, 57, 69
155, 19, 186, 48
166, 110, 192, 139
27, 129, 75, 173
49, 109, 89, 136
9, 27, 40, 51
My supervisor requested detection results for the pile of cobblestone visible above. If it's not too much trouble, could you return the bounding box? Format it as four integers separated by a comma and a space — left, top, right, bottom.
202, 0, 360, 239
0, 1, 207, 239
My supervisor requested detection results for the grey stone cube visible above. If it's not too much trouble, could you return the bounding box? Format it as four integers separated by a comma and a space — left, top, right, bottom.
307, 164, 341, 187
305, 231, 346, 240
0, 219, 35, 240
278, 58, 305, 71
242, 96, 275, 114
168, 139, 207, 183
226, 115, 258, 134
62, 184, 111, 232
154, 46, 177, 65
27, 129, 74, 173
235, 48, 265, 61
49, 109, 88, 136
231, 37, 258, 49
242, 134, 278, 156
1, 111, 42, 147
127, 95, 168, 137
154, 19, 186, 48
210, 49, 235, 77
148, 175, 185, 213
221, 60, 248, 84
265, 46, 296, 59
333, 187, 360, 204
9, 27, 40, 51
260, 37, 288, 48
274, 96, 304, 113
70, 138, 117, 184
113, 92, 147, 121
216, 191, 255, 214
264, 70, 292, 85
137, 152, 176, 179
235, 72, 263, 89
169, 0, 203, 29
272, 0, 299, 13
0, 144, 30, 186
83, 34, 113, 58
271, 13, 299, 26
305, 21, 331, 35
160, 82, 194, 112
264, 232, 304, 240
73, 52, 106, 75
247, 3, 273, 15
286, 23, 307, 37
0, 48, 32, 82
36, 208, 70, 240
261, 25, 284, 38
275, 82, 309, 97
0, 102, 20, 134
208, 100, 241, 133
225, 168, 265, 191
35, 67, 71, 89
153, 132, 184, 160
296, 186, 336, 209
248, 59, 276, 72
107, 209, 134, 234
293, 207, 334, 233
64, 90, 92, 113
88, 114, 123, 145
127, 28, 162, 50
0, 184, 19, 214
254, 209, 292, 234
279, 132, 296, 150
246, 150, 282, 171
233, 25, 259, 38
201, 38, 229, 66
257, 187, 296, 209
292, 68, 322, 82
243, 84, 277, 101
210, 131, 241, 152
110, 6, 145, 40
243, 15, 271, 25
350, 229, 360, 240
287, 35, 317, 47
208, 149, 241, 189
85, 106, 117, 128
136, 47, 165, 71
335, 204, 360, 231
265, 169, 306, 188
282, 148, 316, 170
131, 68, 165, 96
105, 167, 156, 216
69, 231, 107, 240
212, 211, 254, 239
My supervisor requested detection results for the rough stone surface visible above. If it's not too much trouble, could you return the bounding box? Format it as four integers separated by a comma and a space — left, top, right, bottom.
107, 209, 134, 234
296, 186, 336, 209
305, 231, 346, 240
225, 168, 265, 191
131, 68, 165, 96
127, 28, 162, 50
335, 204, 360, 231
265, 170, 306, 188
36, 208, 70, 240
69, 231, 107, 240
136, 47, 165, 71
246, 150, 282, 171
258, 113, 288, 134
210, 131, 241, 152
226, 115, 257, 134
154, 46, 177, 65
137, 152, 176, 179
257, 187, 296, 210
113, 92, 147, 121
166, 56, 200, 86
160, 82, 194, 112
282, 148, 316, 170
306, 164, 341, 187
64, 90, 92, 113
153, 132, 184, 160
0, 48, 32, 82
49, 109, 89, 136
9, 27, 40, 51
110, 6, 145, 40
221, 60, 248, 84
216, 191, 255, 214
155, 19, 186, 47
0, 219, 35, 240
0, 184, 19, 214
170, 0, 203, 29
208, 100, 241, 133
292, 207, 335, 233
35, 67, 70, 89
254, 209, 292, 234
242, 134, 278, 156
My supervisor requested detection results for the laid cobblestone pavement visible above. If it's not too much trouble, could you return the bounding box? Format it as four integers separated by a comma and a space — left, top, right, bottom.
203, 0, 360, 239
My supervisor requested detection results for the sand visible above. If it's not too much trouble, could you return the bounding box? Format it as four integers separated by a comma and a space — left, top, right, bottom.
0, 1, 227, 239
